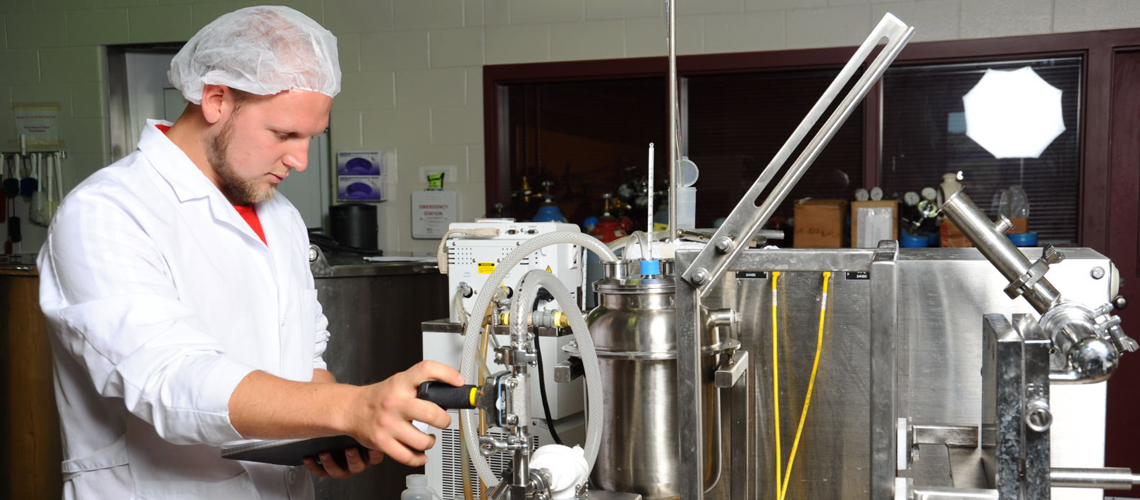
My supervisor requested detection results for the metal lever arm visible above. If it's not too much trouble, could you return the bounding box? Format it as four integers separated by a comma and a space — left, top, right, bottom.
681, 13, 914, 294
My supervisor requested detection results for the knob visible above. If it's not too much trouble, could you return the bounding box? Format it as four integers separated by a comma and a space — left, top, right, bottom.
1113, 295, 1128, 310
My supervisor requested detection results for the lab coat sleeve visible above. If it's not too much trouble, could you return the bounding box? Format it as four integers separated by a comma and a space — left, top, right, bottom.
40, 189, 256, 446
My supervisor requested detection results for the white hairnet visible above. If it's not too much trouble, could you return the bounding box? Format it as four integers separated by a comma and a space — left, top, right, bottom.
170, 6, 341, 104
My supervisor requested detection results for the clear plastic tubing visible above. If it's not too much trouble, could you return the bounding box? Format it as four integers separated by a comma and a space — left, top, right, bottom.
511, 270, 604, 472
460, 231, 617, 487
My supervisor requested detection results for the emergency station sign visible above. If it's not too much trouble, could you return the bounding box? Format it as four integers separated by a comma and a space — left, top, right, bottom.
411, 189, 458, 239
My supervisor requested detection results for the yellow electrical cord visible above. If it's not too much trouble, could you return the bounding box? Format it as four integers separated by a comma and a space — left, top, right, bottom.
771, 271, 782, 500
776, 271, 832, 500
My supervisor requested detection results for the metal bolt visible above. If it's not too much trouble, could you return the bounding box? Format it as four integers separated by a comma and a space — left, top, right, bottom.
691, 268, 709, 286
1091, 267, 1106, 280
1026, 401, 1052, 433
714, 236, 734, 254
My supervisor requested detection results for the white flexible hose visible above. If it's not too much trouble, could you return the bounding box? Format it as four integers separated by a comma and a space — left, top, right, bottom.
450, 288, 467, 324
607, 229, 672, 254
510, 270, 604, 471
460, 232, 617, 487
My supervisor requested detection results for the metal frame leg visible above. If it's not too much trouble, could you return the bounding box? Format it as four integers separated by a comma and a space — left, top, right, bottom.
870, 241, 900, 499
716, 350, 754, 500
676, 250, 704, 500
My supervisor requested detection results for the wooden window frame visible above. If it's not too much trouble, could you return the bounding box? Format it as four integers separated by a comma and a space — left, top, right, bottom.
484, 27, 1140, 250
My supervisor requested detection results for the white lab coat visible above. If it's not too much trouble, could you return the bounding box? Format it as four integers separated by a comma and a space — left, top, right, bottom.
38, 120, 330, 499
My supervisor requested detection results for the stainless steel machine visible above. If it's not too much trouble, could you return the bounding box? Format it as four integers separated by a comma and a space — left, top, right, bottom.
429, 8, 1140, 500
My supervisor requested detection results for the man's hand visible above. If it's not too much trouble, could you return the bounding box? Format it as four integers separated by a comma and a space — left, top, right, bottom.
228, 361, 464, 469
302, 448, 383, 479
342, 360, 464, 467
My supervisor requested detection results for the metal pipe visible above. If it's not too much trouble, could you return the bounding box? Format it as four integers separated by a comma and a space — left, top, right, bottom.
1051, 467, 1140, 489
910, 487, 999, 500
512, 437, 529, 500
940, 191, 1061, 313
666, 0, 678, 241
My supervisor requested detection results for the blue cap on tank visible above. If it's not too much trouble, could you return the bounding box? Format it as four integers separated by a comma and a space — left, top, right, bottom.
640, 259, 661, 276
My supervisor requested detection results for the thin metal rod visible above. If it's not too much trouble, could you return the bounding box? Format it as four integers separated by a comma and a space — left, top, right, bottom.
648, 142, 655, 250
666, 0, 678, 241
1050, 467, 1140, 490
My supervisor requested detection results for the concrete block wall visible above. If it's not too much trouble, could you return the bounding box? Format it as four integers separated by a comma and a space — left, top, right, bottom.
4, 0, 1140, 255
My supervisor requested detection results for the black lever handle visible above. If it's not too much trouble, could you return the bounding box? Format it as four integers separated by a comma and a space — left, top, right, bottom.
417, 381, 479, 410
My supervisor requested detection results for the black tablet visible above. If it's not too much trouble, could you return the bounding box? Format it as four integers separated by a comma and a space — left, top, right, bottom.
221, 435, 368, 469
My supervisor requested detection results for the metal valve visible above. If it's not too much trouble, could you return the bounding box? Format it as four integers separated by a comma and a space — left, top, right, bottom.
479, 436, 509, 457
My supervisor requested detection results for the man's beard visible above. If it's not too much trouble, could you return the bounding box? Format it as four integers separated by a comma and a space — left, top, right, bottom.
207, 121, 275, 205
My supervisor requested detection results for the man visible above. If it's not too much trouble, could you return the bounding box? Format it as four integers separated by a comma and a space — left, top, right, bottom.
37, 6, 462, 499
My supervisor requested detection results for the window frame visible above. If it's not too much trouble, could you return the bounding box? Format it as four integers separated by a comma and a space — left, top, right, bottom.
483, 27, 1140, 249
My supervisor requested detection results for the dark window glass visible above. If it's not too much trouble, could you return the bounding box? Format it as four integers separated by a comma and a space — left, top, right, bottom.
686, 68, 865, 228
502, 78, 666, 227
500, 68, 865, 231
881, 57, 1082, 244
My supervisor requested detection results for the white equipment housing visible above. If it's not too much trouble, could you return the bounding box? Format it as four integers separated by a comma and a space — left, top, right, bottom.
446, 220, 585, 320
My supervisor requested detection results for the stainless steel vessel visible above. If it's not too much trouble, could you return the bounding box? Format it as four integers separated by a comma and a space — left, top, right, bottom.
587, 267, 728, 499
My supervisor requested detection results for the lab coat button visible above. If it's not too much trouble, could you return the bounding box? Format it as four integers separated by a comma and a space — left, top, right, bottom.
287, 468, 297, 484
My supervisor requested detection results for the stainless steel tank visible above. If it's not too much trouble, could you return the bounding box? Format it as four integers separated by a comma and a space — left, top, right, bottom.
586, 262, 725, 499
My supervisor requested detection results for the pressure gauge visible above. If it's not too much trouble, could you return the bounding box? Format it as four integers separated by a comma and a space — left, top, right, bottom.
903, 191, 920, 206
854, 188, 870, 201
921, 187, 938, 201
870, 187, 884, 201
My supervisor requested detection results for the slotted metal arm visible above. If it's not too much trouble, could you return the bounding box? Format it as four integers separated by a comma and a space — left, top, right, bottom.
681, 14, 914, 295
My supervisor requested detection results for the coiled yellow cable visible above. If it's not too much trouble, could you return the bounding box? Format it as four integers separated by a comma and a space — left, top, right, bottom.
771, 271, 782, 500
774, 271, 832, 500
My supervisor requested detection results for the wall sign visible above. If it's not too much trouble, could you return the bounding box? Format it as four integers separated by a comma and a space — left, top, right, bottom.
12, 102, 62, 149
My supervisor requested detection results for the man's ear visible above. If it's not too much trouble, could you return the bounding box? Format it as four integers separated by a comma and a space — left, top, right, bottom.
200, 84, 229, 125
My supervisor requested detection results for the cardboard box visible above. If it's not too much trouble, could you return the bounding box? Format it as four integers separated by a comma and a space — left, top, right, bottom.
794, 199, 847, 248
851, 200, 899, 248
940, 218, 973, 248
1008, 217, 1028, 234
